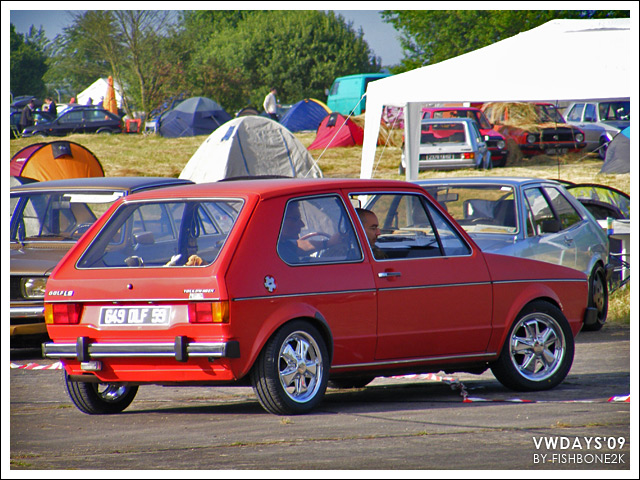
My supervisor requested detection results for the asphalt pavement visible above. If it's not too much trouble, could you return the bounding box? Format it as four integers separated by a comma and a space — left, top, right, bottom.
8, 324, 633, 473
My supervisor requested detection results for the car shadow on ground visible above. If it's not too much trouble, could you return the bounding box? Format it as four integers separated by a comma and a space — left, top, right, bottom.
110, 368, 629, 417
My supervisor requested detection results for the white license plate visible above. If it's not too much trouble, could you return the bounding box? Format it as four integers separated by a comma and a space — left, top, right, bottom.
99, 306, 171, 326
545, 148, 568, 155
425, 154, 456, 160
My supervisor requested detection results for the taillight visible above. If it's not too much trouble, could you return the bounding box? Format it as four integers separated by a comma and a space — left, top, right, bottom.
462, 152, 476, 159
188, 301, 229, 324
45, 303, 83, 325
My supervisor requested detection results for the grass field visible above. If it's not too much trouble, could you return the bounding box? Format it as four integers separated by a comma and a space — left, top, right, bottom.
8, 132, 631, 324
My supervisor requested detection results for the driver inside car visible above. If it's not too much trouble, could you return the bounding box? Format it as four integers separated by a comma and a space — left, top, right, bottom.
278, 203, 346, 263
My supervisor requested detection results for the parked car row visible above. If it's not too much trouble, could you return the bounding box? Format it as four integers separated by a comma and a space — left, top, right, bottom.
398, 100, 628, 173
10, 105, 124, 138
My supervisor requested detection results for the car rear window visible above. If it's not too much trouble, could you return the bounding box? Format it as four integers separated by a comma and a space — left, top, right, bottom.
77, 199, 243, 268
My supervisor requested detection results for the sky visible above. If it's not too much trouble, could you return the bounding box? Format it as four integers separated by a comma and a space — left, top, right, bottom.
8, 5, 405, 67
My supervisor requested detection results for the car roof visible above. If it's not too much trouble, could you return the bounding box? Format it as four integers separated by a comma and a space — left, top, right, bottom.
119, 178, 420, 202
414, 177, 562, 188
420, 117, 475, 123
423, 106, 480, 111
10, 176, 193, 194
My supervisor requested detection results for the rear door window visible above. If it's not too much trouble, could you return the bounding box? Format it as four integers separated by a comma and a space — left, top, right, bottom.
277, 195, 362, 265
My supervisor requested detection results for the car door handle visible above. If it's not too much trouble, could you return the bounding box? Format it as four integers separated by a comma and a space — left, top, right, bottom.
378, 271, 402, 278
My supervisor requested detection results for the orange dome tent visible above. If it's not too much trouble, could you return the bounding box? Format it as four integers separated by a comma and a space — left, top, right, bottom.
10, 141, 105, 181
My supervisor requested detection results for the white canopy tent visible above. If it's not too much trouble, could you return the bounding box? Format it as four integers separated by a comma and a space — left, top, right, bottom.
77, 78, 124, 108
360, 18, 633, 180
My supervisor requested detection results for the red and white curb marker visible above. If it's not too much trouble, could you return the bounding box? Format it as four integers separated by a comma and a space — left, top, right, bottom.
10, 362, 62, 370
391, 373, 629, 404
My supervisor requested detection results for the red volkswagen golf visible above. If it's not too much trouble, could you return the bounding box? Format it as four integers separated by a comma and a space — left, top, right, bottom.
43, 179, 594, 415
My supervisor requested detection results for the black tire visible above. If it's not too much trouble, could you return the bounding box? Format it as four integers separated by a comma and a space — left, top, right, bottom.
598, 137, 608, 160
328, 376, 375, 389
251, 320, 330, 415
64, 372, 138, 414
491, 301, 574, 391
583, 265, 608, 331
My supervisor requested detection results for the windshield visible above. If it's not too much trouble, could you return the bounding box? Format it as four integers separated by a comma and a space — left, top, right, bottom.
77, 199, 243, 268
421, 184, 518, 234
535, 104, 565, 123
10, 191, 125, 242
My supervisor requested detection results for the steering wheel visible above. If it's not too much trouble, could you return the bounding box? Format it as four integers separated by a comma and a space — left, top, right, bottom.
299, 232, 331, 242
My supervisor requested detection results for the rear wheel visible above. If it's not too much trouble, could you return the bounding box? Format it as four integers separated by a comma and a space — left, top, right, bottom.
491, 301, 574, 391
251, 320, 329, 415
64, 372, 138, 414
583, 265, 608, 331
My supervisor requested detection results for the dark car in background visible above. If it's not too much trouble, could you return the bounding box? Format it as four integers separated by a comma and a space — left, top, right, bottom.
9, 176, 193, 346
20, 106, 123, 137
10, 110, 56, 138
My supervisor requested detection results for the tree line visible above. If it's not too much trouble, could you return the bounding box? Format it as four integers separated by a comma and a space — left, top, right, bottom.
11, 9, 628, 121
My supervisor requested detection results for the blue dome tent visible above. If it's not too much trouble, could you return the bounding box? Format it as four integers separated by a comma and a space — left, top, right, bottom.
159, 97, 232, 138
280, 98, 331, 132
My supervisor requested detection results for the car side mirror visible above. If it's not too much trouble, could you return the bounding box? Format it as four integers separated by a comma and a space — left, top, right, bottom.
540, 219, 562, 234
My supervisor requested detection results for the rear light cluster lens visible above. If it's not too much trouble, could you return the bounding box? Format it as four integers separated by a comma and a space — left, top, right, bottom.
188, 301, 229, 324
462, 152, 476, 159
45, 303, 83, 325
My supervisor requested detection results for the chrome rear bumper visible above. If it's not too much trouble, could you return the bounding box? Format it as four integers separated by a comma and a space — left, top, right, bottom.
43, 336, 240, 362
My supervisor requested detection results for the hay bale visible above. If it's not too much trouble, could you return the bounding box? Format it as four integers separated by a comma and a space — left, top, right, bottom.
351, 114, 402, 147
484, 102, 568, 133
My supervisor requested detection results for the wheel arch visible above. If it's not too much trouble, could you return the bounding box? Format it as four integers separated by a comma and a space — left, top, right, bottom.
239, 302, 334, 379
489, 282, 565, 354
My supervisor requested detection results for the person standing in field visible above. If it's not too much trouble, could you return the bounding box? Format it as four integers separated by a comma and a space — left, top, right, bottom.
263, 87, 279, 121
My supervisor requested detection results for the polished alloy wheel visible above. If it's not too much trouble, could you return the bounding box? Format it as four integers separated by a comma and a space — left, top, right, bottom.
508, 312, 566, 382
278, 331, 323, 404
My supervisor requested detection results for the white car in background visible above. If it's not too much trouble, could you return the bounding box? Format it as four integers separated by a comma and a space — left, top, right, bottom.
564, 100, 630, 159
400, 118, 491, 174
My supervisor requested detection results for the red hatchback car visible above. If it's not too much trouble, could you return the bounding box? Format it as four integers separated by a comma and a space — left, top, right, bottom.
482, 102, 586, 157
422, 107, 509, 167
43, 179, 594, 415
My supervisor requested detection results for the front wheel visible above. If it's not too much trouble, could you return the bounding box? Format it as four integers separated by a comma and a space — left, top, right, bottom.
64, 372, 138, 414
251, 321, 330, 415
491, 301, 574, 391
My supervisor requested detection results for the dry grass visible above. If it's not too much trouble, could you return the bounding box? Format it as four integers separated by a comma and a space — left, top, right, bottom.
9, 131, 630, 323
